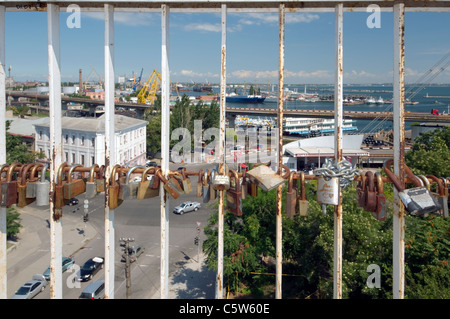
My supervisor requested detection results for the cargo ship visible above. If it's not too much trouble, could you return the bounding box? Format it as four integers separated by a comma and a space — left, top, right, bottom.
225, 92, 265, 103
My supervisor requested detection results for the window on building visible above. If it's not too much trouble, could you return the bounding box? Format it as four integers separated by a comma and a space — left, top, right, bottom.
72, 153, 75, 163
72, 135, 76, 145
81, 155, 85, 166
81, 136, 85, 146
91, 138, 95, 147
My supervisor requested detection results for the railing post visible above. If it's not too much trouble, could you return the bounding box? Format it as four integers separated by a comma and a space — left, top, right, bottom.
47, 3, 63, 299
0, 4, 6, 300
393, 2, 406, 299
333, 2, 343, 300
104, 3, 115, 299
160, 3, 170, 299
216, 3, 227, 300
276, 3, 285, 300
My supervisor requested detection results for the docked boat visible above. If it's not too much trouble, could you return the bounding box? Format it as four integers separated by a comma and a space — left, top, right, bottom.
365, 97, 376, 104
376, 96, 384, 104
225, 92, 265, 103
283, 117, 357, 136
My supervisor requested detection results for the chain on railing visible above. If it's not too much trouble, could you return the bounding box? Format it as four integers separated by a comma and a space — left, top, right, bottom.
1, 161, 448, 219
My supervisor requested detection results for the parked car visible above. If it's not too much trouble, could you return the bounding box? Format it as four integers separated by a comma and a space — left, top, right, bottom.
69, 198, 79, 206
43, 256, 75, 280
173, 201, 201, 215
121, 245, 145, 263
11, 274, 47, 299
146, 161, 157, 167
78, 280, 105, 299
75, 257, 104, 282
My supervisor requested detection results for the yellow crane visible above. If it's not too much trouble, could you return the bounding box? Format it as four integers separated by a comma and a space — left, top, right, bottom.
137, 69, 161, 104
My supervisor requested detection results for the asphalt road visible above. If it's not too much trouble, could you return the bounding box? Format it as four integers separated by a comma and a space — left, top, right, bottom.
10, 165, 218, 299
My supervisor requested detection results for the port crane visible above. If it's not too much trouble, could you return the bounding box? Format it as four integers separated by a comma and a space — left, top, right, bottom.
133, 68, 144, 91
137, 69, 161, 104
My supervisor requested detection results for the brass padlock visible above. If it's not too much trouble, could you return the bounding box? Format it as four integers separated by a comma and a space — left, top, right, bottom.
137, 167, 160, 200
54, 163, 69, 209
226, 169, 242, 216
26, 164, 43, 198
286, 171, 297, 218
108, 165, 123, 209
297, 171, 308, 216
85, 164, 99, 199
1, 163, 21, 208
180, 168, 192, 194
374, 172, 386, 221
63, 164, 86, 199
18, 164, 35, 207
95, 165, 106, 193
119, 165, 144, 200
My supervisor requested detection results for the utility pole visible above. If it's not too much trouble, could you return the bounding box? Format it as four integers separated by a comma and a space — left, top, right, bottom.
119, 237, 134, 299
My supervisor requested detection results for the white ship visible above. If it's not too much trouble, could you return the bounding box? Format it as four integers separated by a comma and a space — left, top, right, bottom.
283, 117, 357, 136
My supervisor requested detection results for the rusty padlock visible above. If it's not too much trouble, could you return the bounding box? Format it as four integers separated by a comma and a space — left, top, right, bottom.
364, 171, 378, 213
297, 171, 308, 216
241, 170, 247, 200
1, 163, 21, 208
356, 172, 366, 208
373, 172, 386, 221
64, 164, 86, 199
53, 163, 69, 209
17, 164, 36, 207
427, 175, 448, 218
226, 169, 242, 216
286, 171, 297, 218
108, 165, 123, 209
157, 170, 183, 200
137, 167, 160, 200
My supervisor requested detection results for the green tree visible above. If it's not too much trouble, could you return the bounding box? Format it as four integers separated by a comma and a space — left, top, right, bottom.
6, 120, 42, 164
405, 126, 450, 177
6, 206, 22, 240
146, 115, 162, 158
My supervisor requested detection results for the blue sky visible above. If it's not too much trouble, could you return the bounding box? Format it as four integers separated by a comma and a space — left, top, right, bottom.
4, 9, 450, 85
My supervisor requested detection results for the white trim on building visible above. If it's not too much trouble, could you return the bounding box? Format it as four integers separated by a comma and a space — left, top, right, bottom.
34, 114, 147, 167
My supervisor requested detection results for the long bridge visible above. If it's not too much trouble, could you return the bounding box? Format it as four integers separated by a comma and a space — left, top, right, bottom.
6, 90, 450, 123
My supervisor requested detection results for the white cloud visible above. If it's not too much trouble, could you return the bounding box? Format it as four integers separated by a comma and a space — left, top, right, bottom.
229, 69, 331, 81
184, 23, 221, 33
175, 70, 219, 80
237, 13, 319, 26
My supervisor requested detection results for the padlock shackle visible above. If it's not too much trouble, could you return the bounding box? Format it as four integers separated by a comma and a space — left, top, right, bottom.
375, 171, 383, 193
403, 164, 423, 188
126, 165, 145, 183
40, 164, 49, 183
365, 171, 375, 192
300, 171, 306, 200
30, 164, 43, 181
89, 164, 99, 183
56, 162, 68, 185
383, 159, 405, 192
110, 164, 121, 186
20, 163, 34, 186
427, 175, 444, 196
203, 169, 209, 187
67, 164, 82, 183
210, 169, 215, 185
142, 166, 156, 181
6, 163, 21, 182
287, 171, 294, 192
0, 164, 8, 180
229, 169, 240, 189
417, 175, 428, 189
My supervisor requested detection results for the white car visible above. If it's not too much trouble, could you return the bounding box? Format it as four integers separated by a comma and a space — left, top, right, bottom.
173, 201, 201, 215
11, 274, 47, 299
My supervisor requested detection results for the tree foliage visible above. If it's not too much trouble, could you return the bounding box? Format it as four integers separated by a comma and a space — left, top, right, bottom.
203, 176, 449, 298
